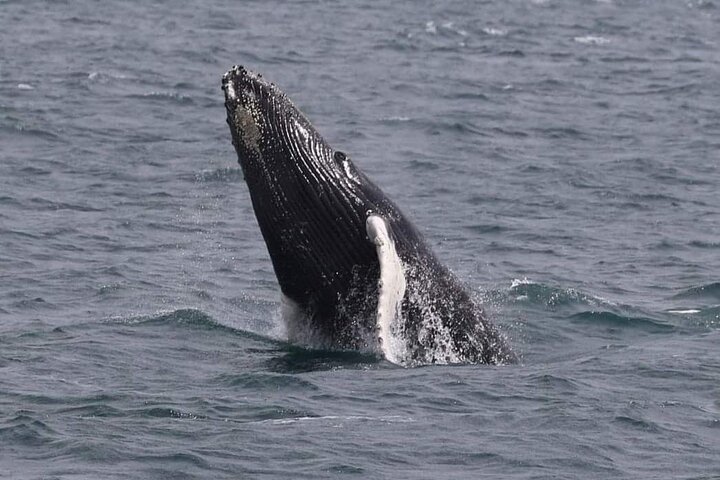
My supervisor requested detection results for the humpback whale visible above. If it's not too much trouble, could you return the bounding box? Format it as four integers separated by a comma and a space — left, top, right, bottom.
222, 66, 514, 365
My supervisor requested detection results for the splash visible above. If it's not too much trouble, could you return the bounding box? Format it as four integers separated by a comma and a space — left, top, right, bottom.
277, 220, 510, 366
406, 275, 464, 365
280, 295, 332, 349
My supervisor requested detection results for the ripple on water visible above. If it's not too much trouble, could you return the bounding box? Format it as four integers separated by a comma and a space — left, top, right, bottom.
672, 282, 720, 303
0, 413, 58, 448
192, 167, 245, 183
265, 348, 382, 374
214, 372, 319, 391
568, 311, 675, 334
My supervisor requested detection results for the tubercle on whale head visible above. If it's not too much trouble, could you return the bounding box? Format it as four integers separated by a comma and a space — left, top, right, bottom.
222, 66, 319, 164
222, 65, 268, 102
221, 65, 270, 168
221, 65, 289, 135
221, 65, 347, 187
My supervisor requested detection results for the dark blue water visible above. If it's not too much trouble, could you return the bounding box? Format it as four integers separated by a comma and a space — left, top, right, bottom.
2, 0, 719, 478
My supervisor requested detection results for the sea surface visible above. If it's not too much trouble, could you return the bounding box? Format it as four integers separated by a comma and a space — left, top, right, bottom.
1, 0, 719, 478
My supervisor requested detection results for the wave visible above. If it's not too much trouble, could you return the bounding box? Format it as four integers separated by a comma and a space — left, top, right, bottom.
266, 346, 383, 373
109, 309, 280, 344
494, 279, 685, 338
214, 372, 319, 390
504, 278, 615, 310
666, 305, 720, 329
116, 308, 218, 327
58, 404, 125, 420
689, 240, 720, 249
671, 282, 720, 305
666, 282, 720, 324
125, 91, 195, 105
574, 35, 610, 45
260, 414, 415, 426
130, 407, 204, 420
0, 413, 58, 447
569, 311, 674, 333
106, 307, 382, 371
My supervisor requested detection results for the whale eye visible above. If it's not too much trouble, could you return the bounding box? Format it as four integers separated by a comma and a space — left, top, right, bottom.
333, 151, 347, 162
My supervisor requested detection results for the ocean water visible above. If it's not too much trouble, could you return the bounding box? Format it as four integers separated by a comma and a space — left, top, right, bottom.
1, 0, 719, 477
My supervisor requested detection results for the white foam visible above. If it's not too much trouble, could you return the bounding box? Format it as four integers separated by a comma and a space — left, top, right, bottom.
483, 27, 507, 36
510, 277, 534, 288
280, 294, 330, 348
17, 83, 33, 90
574, 35, 610, 45
668, 309, 700, 314
366, 215, 406, 364
262, 415, 415, 425
87, 71, 128, 80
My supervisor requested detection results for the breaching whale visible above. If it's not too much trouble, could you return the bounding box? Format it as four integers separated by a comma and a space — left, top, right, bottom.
222, 66, 514, 365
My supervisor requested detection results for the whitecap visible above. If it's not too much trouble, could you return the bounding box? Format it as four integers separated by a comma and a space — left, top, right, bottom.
265, 415, 415, 426
87, 71, 129, 82
574, 35, 610, 45
483, 27, 507, 36
382, 116, 411, 122
510, 277, 534, 288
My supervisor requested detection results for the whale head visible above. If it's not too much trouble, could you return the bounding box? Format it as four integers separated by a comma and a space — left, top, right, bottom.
222, 66, 330, 181
222, 65, 380, 306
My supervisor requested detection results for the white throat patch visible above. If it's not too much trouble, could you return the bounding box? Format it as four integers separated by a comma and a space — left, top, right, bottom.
365, 214, 407, 364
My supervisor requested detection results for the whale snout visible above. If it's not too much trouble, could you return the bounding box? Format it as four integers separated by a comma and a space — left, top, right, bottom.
222, 65, 272, 107
222, 65, 310, 172
221, 66, 276, 135
222, 65, 249, 104
222, 65, 270, 166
